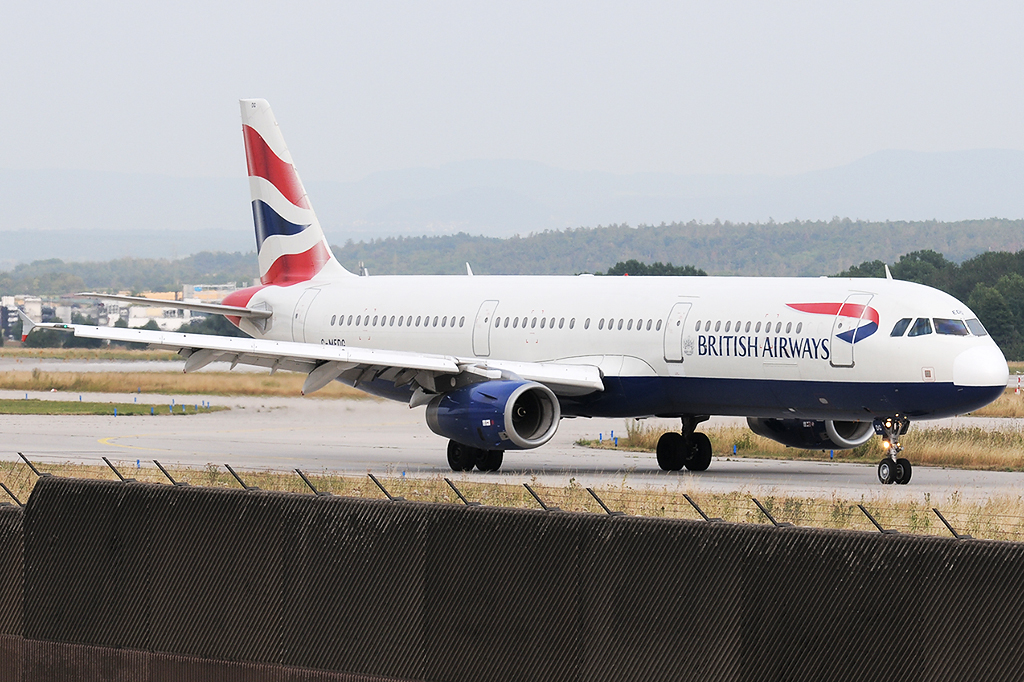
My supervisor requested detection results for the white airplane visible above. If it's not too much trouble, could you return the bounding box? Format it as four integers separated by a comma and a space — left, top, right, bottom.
21, 99, 1009, 485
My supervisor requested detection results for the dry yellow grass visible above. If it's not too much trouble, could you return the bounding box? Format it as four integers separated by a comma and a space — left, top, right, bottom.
972, 388, 1024, 418
0, 369, 371, 399
2, 460, 1022, 541
0, 347, 180, 361
581, 419, 1024, 472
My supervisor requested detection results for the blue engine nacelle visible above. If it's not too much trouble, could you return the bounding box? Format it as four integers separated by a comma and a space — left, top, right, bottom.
425, 380, 561, 450
746, 418, 875, 450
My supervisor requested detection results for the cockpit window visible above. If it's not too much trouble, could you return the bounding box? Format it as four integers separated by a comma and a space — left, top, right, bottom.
890, 318, 912, 337
934, 318, 970, 336
966, 318, 988, 336
907, 318, 932, 337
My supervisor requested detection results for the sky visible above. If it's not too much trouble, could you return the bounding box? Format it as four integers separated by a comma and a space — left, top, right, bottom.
2, 1, 1023, 183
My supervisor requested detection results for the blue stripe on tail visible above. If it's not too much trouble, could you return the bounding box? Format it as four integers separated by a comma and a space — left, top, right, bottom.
252, 200, 308, 251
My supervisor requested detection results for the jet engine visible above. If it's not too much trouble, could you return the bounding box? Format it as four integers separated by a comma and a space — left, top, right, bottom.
746, 418, 874, 450
425, 380, 561, 450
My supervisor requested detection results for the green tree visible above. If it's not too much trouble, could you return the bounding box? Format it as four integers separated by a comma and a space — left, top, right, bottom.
605, 260, 707, 276
967, 284, 1021, 359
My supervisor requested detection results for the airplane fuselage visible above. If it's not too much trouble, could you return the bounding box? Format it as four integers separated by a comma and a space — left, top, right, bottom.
230, 274, 1008, 423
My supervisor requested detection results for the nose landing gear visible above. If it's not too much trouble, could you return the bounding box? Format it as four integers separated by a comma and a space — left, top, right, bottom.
874, 416, 912, 485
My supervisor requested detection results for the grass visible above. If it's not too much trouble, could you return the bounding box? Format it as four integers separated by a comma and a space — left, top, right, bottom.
578, 418, 1024, 472
0, 347, 181, 361
0, 368, 371, 399
0, 398, 227, 416
1, 460, 1023, 542
973, 388, 1024, 418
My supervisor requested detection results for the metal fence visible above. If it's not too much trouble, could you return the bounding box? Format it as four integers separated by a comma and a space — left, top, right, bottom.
2, 476, 1024, 681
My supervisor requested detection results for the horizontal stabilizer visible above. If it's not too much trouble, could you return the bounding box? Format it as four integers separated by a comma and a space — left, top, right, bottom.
76, 293, 273, 319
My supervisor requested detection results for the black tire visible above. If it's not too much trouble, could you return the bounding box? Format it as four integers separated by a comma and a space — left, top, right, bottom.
447, 441, 476, 472
476, 449, 504, 472
656, 432, 685, 471
685, 432, 713, 472
895, 458, 912, 485
877, 458, 895, 484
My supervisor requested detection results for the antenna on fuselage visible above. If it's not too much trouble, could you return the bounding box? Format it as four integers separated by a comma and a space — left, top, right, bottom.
466, 262, 474, 276
884, 264, 894, 280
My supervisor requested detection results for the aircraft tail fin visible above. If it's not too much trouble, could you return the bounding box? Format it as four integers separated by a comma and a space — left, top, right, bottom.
240, 99, 351, 284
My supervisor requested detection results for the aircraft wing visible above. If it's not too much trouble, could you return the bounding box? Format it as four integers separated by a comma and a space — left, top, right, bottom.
20, 314, 604, 399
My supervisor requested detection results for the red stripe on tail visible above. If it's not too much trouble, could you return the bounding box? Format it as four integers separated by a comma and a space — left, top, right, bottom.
242, 125, 311, 209
261, 242, 333, 285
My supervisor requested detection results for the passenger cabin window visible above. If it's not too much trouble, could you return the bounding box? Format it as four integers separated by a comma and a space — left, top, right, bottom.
795, 322, 802, 333
785, 322, 792, 333
775, 322, 782, 333
745, 321, 751, 333
908, 318, 933, 337
966, 318, 988, 336
890, 318, 912, 337
934, 318, 970, 336
656, 320, 662, 331
755, 322, 761, 332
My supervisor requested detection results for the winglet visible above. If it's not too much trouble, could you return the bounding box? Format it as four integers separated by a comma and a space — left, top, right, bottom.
884, 264, 893, 280
17, 310, 36, 342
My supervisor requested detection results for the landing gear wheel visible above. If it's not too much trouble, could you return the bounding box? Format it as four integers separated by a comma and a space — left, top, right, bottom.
447, 440, 476, 472
877, 458, 895, 485
894, 458, 912, 485
476, 449, 504, 472
685, 433, 713, 472
656, 432, 685, 471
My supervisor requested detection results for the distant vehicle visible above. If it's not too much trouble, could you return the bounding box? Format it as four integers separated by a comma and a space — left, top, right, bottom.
23, 100, 1008, 484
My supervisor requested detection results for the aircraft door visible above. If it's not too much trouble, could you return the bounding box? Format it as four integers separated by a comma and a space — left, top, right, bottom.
473, 300, 500, 356
291, 287, 321, 343
663, 302, 692, 362
829, 293, 874, 368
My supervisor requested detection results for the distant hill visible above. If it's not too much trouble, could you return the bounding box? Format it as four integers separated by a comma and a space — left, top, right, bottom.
3, 218, 1023, 294
332, 218, 1024, 277
2, 148, 1024, 267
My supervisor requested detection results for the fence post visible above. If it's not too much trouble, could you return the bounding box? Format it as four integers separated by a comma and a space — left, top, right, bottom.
154, 460, 188, 486
102, 457, 136, 483
295, 469, 332, 496
857, 504, 898, 534
17, 452, 51, 478
444, 478, 480, 506
683, 494, 722, 522
225, 464, 259, 491
752, 498, 793, 527
586, 488, 624, 516
932, 508, 972, 539
0, 481, 23, 507
368, 473, 405, 501
523, 483, 560, 511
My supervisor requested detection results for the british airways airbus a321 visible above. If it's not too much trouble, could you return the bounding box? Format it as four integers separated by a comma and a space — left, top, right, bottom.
21, 99, 1009, 485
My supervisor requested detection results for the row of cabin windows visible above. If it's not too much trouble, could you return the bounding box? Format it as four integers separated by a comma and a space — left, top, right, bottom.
328, 313, 671, 333
330, 314, 467, 328
695, 320, 803, 335
492, 316, 665, 331
890, 317, 988, 338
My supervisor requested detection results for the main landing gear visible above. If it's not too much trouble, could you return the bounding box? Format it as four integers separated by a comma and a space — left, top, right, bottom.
656, 415, 713, 472
875, 415, 912, 485
447, 440, 504, 472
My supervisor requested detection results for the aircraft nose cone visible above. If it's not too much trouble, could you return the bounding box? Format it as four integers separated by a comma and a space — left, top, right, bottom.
953, 344, 1009, 387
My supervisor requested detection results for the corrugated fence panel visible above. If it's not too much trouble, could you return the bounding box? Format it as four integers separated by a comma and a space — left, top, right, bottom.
281, 497, 426, 677
13, 476, 1024, 681
0, 504, 23, 682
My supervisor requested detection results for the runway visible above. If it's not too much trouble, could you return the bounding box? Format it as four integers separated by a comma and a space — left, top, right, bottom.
3, 387, 1023, 502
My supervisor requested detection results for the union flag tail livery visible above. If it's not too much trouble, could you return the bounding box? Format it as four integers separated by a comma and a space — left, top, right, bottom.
35, 99, 1009, 486
240, 99, 350, 284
